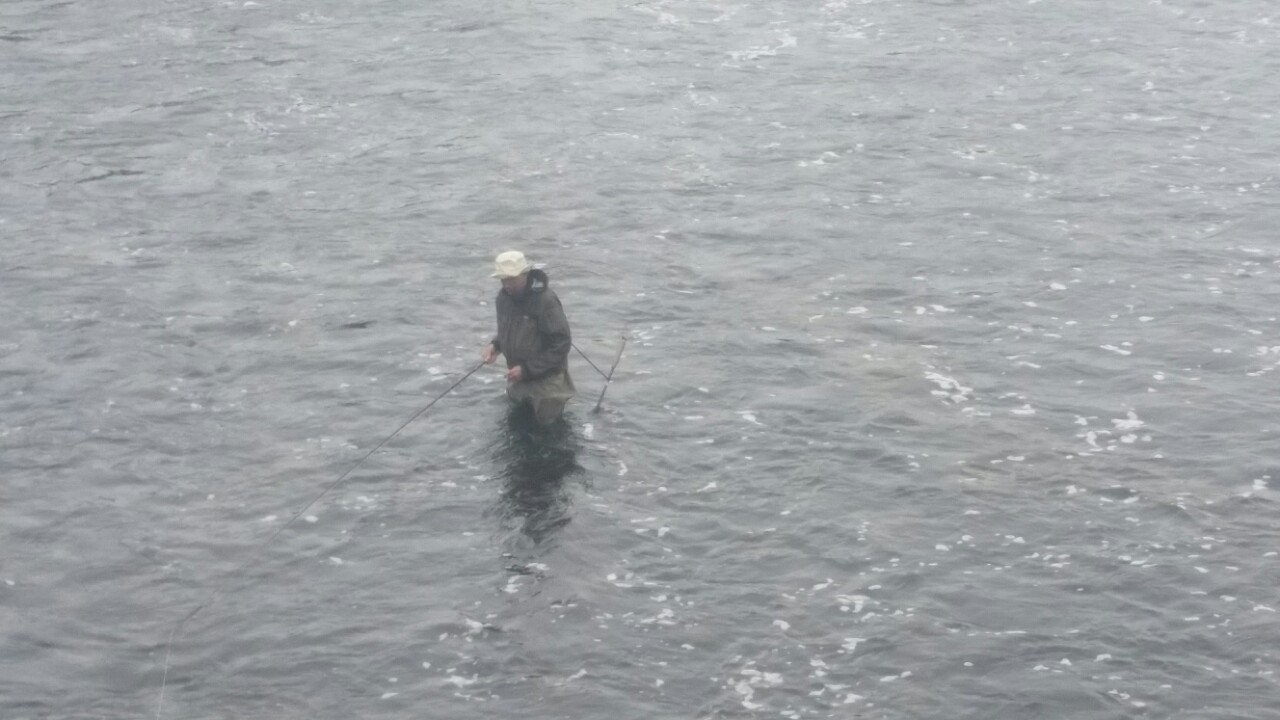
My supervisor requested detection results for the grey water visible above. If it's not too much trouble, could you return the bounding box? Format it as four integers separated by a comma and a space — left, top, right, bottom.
3, 0, 1279, 717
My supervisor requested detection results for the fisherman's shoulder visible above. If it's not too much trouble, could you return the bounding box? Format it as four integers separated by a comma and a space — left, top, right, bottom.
536, 286, 567, 310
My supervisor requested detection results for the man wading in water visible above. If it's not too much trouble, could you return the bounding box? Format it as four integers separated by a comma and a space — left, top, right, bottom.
481, 251, 576, 425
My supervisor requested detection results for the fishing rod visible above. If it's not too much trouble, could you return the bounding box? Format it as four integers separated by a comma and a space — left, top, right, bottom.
573, 339, 628, 412
593, 337, 627, 413
154, 360, 485, 719
572, 342, 610, 380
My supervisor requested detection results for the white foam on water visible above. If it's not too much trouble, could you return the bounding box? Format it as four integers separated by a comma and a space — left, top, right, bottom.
737, 410, 763, 425
261, 515, 278, 522
744, 668, 784, 685
1101, 345, 1132, 356
304, 515, 318, 523
582, 423, 594, 439
446, 674, 478, 687
735, 681, 760, 710
381, 692, 398, 700
836, 595, 868, 613
607, 571, 636, 588
1011, 404, 1036, 416
1112, 410, 1144, 430
924, 371, 973, 404
567, 669, 587, 681
847, 306, 868, 314
640, 608, 677, 626
773, 619, 791, 630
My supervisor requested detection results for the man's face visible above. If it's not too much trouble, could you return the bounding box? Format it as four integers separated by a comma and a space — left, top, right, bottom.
501, 273, 529, 295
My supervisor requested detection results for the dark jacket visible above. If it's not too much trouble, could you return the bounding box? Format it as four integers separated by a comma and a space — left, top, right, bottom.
492, 269, 572, 381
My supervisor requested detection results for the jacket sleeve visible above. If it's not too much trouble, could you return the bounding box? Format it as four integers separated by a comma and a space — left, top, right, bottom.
522, 292, 571, 381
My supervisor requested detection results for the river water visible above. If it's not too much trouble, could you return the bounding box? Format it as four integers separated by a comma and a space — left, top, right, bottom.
3, 0, 1279, 718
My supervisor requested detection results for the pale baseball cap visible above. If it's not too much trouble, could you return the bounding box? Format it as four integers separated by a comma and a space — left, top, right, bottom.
491, 250, 532, 278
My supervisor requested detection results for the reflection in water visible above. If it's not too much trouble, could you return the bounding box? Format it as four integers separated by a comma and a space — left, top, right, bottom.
486, 402, 583, 552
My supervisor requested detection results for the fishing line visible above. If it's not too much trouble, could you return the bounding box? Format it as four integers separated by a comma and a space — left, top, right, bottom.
154, 359, 485, 719
572, 342, 610, 380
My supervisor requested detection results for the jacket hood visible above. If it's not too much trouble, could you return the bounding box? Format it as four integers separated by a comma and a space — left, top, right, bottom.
501, 268, 550, 299
527, 268, 549, 292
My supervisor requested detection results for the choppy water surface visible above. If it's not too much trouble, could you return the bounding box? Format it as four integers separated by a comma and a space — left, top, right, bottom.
3, 0, 1279, 717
